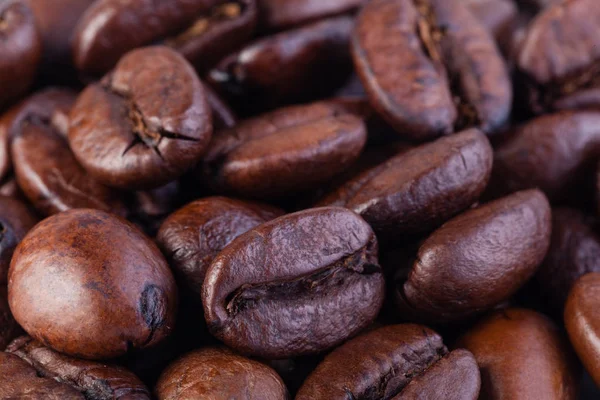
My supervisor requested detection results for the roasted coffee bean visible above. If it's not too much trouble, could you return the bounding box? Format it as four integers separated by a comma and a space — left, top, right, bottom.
352, 0, 512, 140
8, 209, 177, 360
11, 89, 127, 216
297, 324, 480, 399
0, 351, 84, 399
489, 111, 600, 201
69, 46, 212, 190
533, 208, 600, 315
73, 0, 258, 76
518, 0, 600, 113
0, 286, 21, 350
27, 0, 94, 81
156, 348, 289, 399
6, 336, 151, 399
258, 0, 364, 31
205, 84, 238, 130
0, 196, 37, 285
209, 16, 354, 112
157, 197, 283, 297
0, 1, 41, 111
198, 101, 366, 199
565, 272, 600, 387
457, 308, 580, 400
395, 189, 551, 323
318, 128, 492, 240
202, 207, 384, 358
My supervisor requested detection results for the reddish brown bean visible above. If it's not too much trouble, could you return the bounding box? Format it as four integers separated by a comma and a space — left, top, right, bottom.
8, 209, 178, 360
458, 308, 580, 400
395, 189, 551, 323
318, 128, 492, 240
156, 348, 289, 399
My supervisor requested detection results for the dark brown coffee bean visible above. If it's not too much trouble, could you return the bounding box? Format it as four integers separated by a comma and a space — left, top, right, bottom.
0, 1, 41, 111
202, 207, 384, 358
209, 16, 354, 112
0, 286, 21, 350
156, 347, 289, 399
6, 336, 151, 399
27, 0, 94, 81
457, 308, 580, 400
157, 197, 283, 298
533, 208, 600, 315
395, 189, 551, 323
518, 0, 600, 113
297, 324, 480, 399
8, 209, 177, 360
69, 46, 212, 190
11, 89, 127, 216
565, 272, 600, 388
164, 0, 258, 74
0, 351, 84, 399
258, 0, 364, 31
352, 0, 512, 140
0, 196, 37, 285
198, 101, 366, 199
317, 128, 492, 240
488, 111, 600, 201
205, 83, 237, 130
73, 0, 258, 76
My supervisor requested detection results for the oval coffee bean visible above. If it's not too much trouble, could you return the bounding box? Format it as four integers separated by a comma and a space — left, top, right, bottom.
0, 287, 21, 350
257, 0, 364, 31
73, 0, 257, 76
0, 1, 41, 110
518, 0, 600, 113
489, 111, 600, 201
198, 101, 366, 199
156, 348, 289, 399
352, 0, 512, 140
164, 0, 258, 74
0, 196, 37, 285
457, 308, 580, 400
157, 197, 283, 297
209, 16, 354, 111
11, 89, 127, 216
565, 272, 600, 387
533, 208, 600, 314
0, 351, 84, 399
202, 207, 384, 358
69, 46, 212, 190
8, 209, 177, 359
6, 336, 151, 399
317, 128, 492, 240
395, 189, 551, 323
296, 324, 480, 399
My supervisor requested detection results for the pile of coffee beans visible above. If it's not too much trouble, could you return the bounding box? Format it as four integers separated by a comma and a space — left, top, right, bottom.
1, 0, 600, 398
